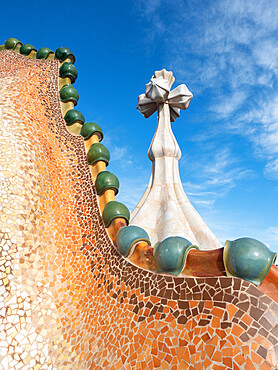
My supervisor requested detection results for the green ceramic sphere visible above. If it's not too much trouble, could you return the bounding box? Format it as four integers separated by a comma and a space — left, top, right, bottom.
116, 225, 151, 257
153, 236, 199, 276
59, 62, 78, 83
4, 38, 22, 50
95, 171, 119, 196
80, 122, 103, 141
87, 143, 110, 166
36, 47, 54, 59
20, 44, 37, 55
59, 84, 79, 105
223, 238, 277, 286
102, 201, 130, 228
55, 47, 75, 64
64, 109, 85, 125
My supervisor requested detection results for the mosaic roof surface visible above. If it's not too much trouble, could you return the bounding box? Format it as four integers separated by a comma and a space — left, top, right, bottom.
0, 50, 277, 369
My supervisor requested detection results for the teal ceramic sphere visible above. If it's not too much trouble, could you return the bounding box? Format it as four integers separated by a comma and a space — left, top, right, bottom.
20, 44, 37, 55
55, 47, 75, 64
224, 238, 277, 286
36, 47, 54, 59
64, 109, 85, 125
95, 171, 119, 196
102, 201, 130, 228
116, 226, 151, 257
87, 143, 110, 166
153, 236, 199, 275
59, 62, 78, 83
80, 122, 103, 141
59, 84, 79, 105
5, 38, 22, 50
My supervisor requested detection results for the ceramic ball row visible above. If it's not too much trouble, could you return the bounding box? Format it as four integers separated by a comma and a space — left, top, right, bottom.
4, 38, 75, 63
4, 39, 79, 108
61, 89, 131, 230
3, 38, 135, 245
59, 79, 132, 236
116, 226, 277, 285
116, 226, 199, 275
84, 139, 131, 228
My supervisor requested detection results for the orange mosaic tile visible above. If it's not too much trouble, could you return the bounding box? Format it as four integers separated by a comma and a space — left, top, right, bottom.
223, 356, 233, 368
227, 303, 238, 320
246, 356, 256, 370
0, 50, 277, 369
260, 362, 272, 370
203, 358, 212, 368
212, 350, 222, 362
235, 353, 245, 365
212, 365, 228, 370
252, 350, 264, 364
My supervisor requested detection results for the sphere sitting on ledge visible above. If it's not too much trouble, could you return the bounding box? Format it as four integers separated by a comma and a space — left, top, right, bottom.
116, 225, 151, 257
153, 236, 199, 276
223, 237, 277, 286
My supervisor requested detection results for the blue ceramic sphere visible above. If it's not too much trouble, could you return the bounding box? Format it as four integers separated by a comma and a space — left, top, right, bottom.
153, 236, 199, 276
223, 237, 277, 286
116, 225, 151, 257
102, 201, 130, 228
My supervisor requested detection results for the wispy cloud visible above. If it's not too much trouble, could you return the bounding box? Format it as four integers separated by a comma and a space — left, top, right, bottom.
136, 0, 278, 181
265, 226, 278, 243
193, 199, 215, 208
237, 96, 278, 178
183, 147, 255, 207
255, 226, 278, 253
110, 145, 129, 162
265, 159, 278, 180
116, 178, 149, 210
213, 91, 247, 119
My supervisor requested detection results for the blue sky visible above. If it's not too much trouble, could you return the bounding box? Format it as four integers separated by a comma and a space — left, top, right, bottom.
2, 0, 278, 252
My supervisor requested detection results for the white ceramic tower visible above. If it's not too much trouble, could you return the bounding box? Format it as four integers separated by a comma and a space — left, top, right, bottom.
131, 69, 222, 250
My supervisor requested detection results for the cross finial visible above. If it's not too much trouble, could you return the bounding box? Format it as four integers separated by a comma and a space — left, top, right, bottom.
131, 69, 222, 250
137, 69, 193, 122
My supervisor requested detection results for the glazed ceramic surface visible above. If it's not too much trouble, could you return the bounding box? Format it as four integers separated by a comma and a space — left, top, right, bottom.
154, 236, 199, 275
102, 201, 130, 227
81, 122, 103, 141
64, 109, 85, 125
224, 238, 277, 286
116, 225, 151, 257
87, 143, 110, 165
95, 171, 119, 195
59, 84, 79, 105
36, 47, 54, 59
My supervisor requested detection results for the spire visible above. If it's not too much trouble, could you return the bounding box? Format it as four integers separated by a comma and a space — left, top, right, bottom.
131, 69, 222, 250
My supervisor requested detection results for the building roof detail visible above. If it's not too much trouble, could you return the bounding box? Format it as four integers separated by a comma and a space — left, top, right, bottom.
131, 69, 222, 250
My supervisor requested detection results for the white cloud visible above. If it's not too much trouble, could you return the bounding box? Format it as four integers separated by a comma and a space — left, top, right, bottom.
256, 226, 278, 254
213, 91, 247, 119
182, 147, 255, 207
192, 199, 215, 208
116, 179, 148, 210
267, 226, 278, 238
235, 96, 278, 178
265, 159, 278, 180
200, 148, 254, 189
136, 0, 278, 176
109, 146, 129, 162
133, 0, 278, 248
